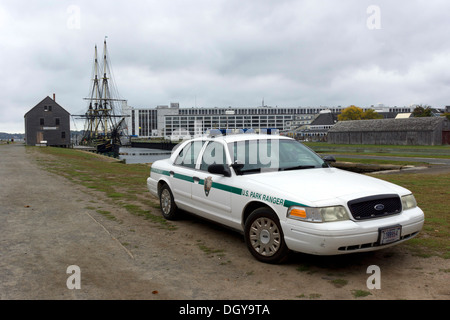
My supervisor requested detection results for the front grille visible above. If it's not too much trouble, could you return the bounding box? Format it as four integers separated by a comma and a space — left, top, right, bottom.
348, 194, 402, 220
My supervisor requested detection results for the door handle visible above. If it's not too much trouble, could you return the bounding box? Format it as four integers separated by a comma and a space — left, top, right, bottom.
193, 176, 200, 183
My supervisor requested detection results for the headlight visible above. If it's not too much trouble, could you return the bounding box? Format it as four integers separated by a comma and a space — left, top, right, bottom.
401, 194, 417, 211
287, 206, 349, 223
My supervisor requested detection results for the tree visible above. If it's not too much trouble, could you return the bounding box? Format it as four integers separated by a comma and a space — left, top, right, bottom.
362, 109, 383, 120
338, 105, 363, 121
412, 105, 432, 117
338, 105, 383, 121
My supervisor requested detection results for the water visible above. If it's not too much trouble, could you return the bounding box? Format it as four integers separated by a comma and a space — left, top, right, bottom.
119, 147, 172, 164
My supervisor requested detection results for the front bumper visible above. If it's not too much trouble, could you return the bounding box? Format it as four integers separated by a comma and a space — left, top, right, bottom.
282, 207, 424, 255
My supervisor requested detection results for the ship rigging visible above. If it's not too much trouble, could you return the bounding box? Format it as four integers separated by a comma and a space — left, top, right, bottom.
73, 39, 129, 154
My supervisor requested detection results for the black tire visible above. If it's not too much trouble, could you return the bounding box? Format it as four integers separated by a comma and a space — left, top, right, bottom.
159, 184, 179, 220
244, 208, 289, 263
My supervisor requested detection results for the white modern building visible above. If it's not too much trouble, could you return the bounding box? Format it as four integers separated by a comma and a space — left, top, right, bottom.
123, 104, 339, 138
122, 103, 416, 138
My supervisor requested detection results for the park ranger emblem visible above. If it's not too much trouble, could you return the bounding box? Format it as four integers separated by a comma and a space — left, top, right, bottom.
204, 176, 213, 197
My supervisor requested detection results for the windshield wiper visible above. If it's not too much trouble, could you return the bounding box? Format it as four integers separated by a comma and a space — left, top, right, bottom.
238, 168, 262, 175
279, 165, 316, 171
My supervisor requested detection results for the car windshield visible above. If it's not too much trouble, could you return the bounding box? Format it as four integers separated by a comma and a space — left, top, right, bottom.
227, 139, 326, 175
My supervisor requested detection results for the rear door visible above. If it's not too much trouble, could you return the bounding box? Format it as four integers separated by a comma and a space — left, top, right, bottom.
169, 140, 205, 209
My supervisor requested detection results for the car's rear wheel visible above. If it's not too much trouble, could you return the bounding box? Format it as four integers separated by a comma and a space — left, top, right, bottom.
244, 208, 289, 263
159, 184, 178, 220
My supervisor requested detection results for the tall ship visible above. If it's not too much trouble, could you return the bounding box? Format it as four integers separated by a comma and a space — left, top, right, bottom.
75, 39, 129, 155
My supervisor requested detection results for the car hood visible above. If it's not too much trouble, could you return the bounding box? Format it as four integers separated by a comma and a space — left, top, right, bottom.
242, 167, 409, 206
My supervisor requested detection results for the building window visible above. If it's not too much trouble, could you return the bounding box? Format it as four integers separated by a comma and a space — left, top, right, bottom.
40, 118, 44, 125
61, 131, 66, 139
55, 118, 60, 126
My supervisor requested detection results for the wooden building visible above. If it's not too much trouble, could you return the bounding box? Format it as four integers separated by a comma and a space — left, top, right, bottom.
328, 117, 449, 146
24, 95, 71, 147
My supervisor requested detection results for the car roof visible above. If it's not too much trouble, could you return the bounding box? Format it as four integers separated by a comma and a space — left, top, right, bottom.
191, 133, 293, 143
169, 134, 296, 162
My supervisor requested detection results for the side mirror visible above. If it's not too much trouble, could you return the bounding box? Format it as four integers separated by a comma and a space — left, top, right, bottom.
322, 155, 336, 164
230, 160, 244, 172
208, 164, 231, 177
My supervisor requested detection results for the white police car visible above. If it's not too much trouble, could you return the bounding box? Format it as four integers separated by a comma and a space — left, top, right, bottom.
147, 133, 424, 263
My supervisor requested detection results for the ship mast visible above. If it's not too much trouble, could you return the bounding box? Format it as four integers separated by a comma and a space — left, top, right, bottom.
102, 39, 109, 138
85, 44, 101, 140
77, 38, 127, 146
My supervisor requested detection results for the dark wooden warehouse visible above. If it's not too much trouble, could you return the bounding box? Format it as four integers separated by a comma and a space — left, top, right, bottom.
328, 117, 449, 146
24, 96, 71, 147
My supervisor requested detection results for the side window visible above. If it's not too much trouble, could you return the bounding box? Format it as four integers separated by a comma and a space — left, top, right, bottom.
174, 141, 204, 168
200, 141, 227, 171
174, 145, 186, 165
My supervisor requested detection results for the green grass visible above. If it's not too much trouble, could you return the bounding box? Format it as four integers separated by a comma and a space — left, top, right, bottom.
96, 209, 117, 221
305, 141, 450, 152
335, 157, 429, 167
305, 142, 450, 158
351, 290, 372, 298
330, 279, 348, 288
28, 146, 175, 230
196, 240, 226, 257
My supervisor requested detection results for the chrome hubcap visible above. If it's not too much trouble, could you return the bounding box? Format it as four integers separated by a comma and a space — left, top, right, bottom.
161, 189, 171, 214
249, 217, 281, 257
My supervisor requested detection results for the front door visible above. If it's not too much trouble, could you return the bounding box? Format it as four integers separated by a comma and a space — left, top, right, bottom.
191, 141, 232, 224
36, 131, 44, 144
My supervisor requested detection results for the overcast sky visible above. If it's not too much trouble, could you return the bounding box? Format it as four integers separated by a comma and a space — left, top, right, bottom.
1, 0, 450, 133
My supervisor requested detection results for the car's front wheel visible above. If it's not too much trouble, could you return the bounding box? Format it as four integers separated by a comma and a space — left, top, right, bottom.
159, 184, 178, 220
244, 208, 289, 263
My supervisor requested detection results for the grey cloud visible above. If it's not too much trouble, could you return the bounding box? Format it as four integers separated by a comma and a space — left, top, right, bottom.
1, 0, 450, 133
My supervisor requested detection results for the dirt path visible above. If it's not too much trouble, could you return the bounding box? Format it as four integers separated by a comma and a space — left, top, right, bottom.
1, 144, 449, 300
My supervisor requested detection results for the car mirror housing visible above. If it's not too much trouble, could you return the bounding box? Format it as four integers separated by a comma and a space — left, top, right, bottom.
322, 155, 336, 163
208, 164, 231, 177
230, 160, 244, 172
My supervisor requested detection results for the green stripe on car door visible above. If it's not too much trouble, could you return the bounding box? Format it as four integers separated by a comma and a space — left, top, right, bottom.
155, 168, 307, 208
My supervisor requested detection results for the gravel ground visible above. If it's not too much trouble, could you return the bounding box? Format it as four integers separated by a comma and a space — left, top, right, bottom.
1, 144, 449, 300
